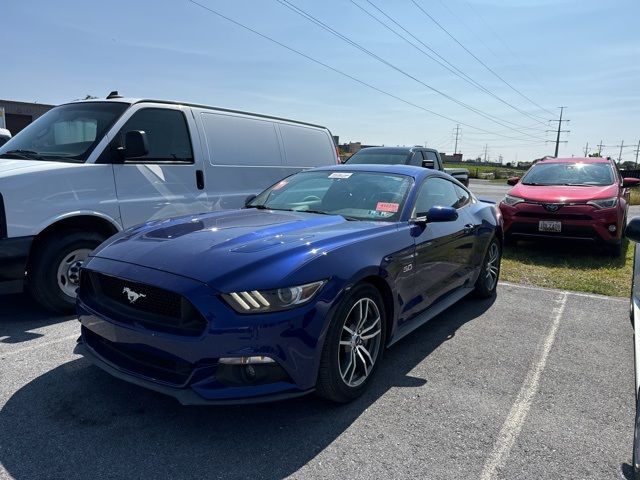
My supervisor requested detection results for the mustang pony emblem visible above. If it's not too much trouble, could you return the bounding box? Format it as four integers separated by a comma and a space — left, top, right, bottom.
122, 287, 146, 304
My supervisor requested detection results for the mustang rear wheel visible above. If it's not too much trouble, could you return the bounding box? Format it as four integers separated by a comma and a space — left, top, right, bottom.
474, 237, 501, 298
316, 284, 386, 403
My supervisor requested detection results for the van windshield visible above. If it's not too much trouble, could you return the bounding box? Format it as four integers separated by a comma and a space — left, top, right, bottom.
0, 102, 129, 163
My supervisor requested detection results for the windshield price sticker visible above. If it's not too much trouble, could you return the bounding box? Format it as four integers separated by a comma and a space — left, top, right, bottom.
376, 202, 399, 213
328, 172, 353, 179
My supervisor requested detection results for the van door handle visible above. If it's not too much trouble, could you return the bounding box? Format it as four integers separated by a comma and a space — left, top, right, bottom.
196, 170, 205, 190
463, 224, 475, 234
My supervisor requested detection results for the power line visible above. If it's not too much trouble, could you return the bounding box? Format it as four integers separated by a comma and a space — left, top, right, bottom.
186, 0, 550, 142
274, 0, 549, 141
353, 0, 549, 130
410, 0, 554, 119
460, 0, 549, 101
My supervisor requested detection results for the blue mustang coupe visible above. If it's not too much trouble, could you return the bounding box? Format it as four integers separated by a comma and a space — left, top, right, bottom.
75, 165, 503, 404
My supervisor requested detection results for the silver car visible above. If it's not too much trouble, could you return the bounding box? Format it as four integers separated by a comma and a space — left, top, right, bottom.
627, 217, 640, 478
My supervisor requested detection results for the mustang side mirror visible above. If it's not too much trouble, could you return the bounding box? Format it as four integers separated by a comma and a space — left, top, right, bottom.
411, 206, 458, 225
427, 206, 458, 222
627, 217, 640, 242
244, 194, 257, 207
118, 130, 149, 160
507, 176, 520, 186
623, 177, 640, 188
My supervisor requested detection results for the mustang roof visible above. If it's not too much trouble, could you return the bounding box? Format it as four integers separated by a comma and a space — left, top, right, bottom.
311, 163, 443, 179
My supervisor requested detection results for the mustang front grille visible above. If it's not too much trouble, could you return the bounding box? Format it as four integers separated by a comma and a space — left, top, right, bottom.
80, 270, 207, 337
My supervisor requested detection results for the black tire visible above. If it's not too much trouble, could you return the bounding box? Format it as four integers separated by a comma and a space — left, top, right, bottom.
608, 242, 622, 258
473, 237, 501, 298
316, 283, 387, 403
503, 235, 517, 247
27, 230, 105, 313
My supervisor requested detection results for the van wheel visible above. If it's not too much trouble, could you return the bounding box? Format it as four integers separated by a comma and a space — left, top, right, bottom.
316, 284, 386, 403
27, 230, 105, 314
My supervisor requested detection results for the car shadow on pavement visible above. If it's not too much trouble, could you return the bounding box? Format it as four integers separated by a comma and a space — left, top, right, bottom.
0, 295, 495, 480
0, 293, 75, 344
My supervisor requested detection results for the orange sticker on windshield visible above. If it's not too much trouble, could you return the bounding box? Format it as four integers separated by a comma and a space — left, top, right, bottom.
376, 202, 399, 213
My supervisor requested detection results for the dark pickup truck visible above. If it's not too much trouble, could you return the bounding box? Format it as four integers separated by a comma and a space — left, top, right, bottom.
345, 146, 469, 186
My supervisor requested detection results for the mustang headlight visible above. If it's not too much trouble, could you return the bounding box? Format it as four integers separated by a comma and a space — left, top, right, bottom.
223, 280, 326, 313
502, 194, 525, 206
587, 197, 618, 209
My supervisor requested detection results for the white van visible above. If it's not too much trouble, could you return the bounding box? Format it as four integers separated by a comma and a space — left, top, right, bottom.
0, 93, 339, 312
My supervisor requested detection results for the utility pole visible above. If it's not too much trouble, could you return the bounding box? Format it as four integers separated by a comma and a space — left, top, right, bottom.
634, 140, 640, 166
583, 142, 589, 156
483, 144, 488, 163
547, 107, 570, 157
613, 140, 625, 165
597, 139, 605, 156
453, 124, 461, 155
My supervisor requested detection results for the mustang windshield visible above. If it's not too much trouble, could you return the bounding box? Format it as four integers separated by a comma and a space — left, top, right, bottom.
522, 162, 615, 186
0, 102, 129, 163
249, 170, 413, 221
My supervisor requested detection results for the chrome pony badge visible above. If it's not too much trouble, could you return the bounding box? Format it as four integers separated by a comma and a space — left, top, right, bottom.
122, 287, 146, 304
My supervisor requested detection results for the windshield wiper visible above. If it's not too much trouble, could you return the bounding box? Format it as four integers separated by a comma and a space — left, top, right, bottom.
2, 149, 47, 160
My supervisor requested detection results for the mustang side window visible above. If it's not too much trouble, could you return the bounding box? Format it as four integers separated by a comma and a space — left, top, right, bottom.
117, 108, 193, 164
413, 177, 461, 215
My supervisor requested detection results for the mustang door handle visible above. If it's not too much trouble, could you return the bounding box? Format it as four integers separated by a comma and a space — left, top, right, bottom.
463, 224, 475, 234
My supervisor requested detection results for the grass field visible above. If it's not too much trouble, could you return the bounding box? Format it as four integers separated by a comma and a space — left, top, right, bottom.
445, 162, 524, 178
500, 239, 633, 297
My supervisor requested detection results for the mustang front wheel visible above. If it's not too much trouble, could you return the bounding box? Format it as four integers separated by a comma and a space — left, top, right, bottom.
316, 284, 386, 402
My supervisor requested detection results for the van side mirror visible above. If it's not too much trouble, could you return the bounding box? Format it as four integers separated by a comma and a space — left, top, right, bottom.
507, 177, 520, 186
623, 177, 640, 188
627, 217, 640, 242
120, 130, 149, 160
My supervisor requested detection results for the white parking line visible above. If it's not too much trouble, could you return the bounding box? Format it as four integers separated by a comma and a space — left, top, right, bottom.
0, 334, 78, 359
480, 291, 568, 480
499, 281, 627, 302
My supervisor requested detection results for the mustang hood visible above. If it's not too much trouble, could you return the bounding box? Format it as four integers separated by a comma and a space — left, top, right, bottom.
91, 209, 395, 290
508, 183, 618, 203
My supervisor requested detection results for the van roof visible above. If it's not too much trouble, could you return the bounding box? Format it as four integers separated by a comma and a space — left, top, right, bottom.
64, 97, 329, 130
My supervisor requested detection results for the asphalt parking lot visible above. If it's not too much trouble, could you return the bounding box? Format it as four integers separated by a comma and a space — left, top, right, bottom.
0, 283, 634, 479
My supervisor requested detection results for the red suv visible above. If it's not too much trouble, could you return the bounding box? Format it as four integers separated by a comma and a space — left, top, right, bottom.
500, 157, 640, 256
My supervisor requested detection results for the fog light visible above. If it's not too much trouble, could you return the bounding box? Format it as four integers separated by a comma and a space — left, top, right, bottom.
609, 225, 617, 232
218, 356, 275, 365
245, 365, 256, 379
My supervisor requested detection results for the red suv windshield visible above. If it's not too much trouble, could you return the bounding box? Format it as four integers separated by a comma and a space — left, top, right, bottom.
521, 162, 615, 187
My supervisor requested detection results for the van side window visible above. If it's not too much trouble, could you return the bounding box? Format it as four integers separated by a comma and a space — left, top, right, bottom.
118, 108, 193, 164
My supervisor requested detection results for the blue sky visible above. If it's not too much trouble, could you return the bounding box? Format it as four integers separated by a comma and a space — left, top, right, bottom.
3, 0, 639, 163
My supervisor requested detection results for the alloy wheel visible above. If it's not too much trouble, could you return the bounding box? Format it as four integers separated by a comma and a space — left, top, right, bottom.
338, 297, 382, 388
485, 242, 500, 291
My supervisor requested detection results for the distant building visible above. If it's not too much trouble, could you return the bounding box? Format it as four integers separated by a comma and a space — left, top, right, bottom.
0, 99, 55, 135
